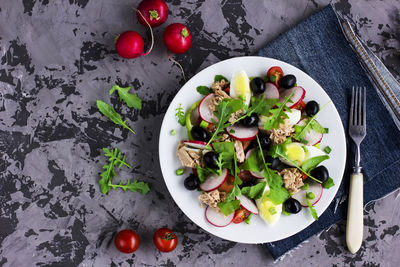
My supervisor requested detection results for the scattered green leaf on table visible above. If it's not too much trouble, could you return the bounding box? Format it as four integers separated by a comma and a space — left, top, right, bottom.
96, 100, 135, 134
109, 180, 150, 195
109, 85, 142, 109
175, 103, 186, 126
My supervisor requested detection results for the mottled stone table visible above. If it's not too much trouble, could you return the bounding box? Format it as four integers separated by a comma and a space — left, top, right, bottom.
0, 0, 399, 266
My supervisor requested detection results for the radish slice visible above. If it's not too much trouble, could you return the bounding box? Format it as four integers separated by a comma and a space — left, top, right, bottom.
236, 194, 259, 214
296, 119, 323, 145
291, 182, 323, 207
245, 148, 264, 179
205, 206, 234, 227
183, 140, 212, 150
199, 169, 228, 192
198, 93, 217, 123
264, 83, 279, 99
279, 86, 305, 108
226, 125, 258, 141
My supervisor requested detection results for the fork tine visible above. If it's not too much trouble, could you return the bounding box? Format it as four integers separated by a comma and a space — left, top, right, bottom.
355, 87, 359, 125
358, 87, 362, 126
350, 87, 354, 126
363, 87, 366, 126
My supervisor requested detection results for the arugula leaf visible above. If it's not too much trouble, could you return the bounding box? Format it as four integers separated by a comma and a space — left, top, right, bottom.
217, 199, 240, 216
232, 95, 277, 124
96, 100, 135, 134
294, 118, 328, 144
207, 99, 244, 145
306, 196, 319, 220
233, 152, 242, 185
196, 166, 212, 184
255, 136, 290, 205
197, 86, 212, 95
241, 182, 267, 199
175, 104, 186, 126
212, 142, 235, 171
226, 184, 241, 202
302, 155, 330, 173
99, 147, 149, 195
214, 74, 229, 82
244, 213, 252, 224
263, 95, 293, 130
109, 85, 142, 109
322, 177, 335, 189
109, 180, 150, 195
239, 149, 263, 172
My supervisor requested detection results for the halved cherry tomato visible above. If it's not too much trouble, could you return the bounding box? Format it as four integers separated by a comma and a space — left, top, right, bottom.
301, 172, 308, 180
153, 228, 178, 252
114, 230, 140, 253
218, 174, 235, 192
267, 66, 284, 87
232, 207, 251, 224
223, 86, 230, 94
238, 170, 254, 183
293, 100, 306, 112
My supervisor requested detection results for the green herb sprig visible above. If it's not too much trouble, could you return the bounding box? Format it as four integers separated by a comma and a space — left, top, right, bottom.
263, 94, 293, 130
175, 104, 186, 126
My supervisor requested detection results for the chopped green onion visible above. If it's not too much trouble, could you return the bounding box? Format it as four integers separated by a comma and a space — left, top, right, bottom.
244, 213, 252, 224
175, 168, 185, 176
314, 143, 320, 149
282, 210, 291, 216
301, 183, 309, 190
199, 120, 209, 129
229, 129, 235, 133
170, 129, 176, 136
324, 146, 332, 154
306, 192, 315, 199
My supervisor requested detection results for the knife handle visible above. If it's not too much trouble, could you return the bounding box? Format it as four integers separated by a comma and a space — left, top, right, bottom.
346, 173, 364, 254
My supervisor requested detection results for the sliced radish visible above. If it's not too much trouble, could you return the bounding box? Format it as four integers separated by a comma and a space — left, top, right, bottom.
236, 194, 259, 215
198, 93, 217, 123
264, 82, 279, 99
296, 119, 323, 145
226, 124, 258, 141
279, 86, 305, 108
285, 109, 301, 126
245, 148, 264, 179
205, 206, 234, 227
291, 182, 323, 207
199, 169, 228, 192
183, 140, 212, 150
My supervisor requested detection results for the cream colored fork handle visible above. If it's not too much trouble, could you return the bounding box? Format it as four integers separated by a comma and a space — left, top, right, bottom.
346, 173, 364, 254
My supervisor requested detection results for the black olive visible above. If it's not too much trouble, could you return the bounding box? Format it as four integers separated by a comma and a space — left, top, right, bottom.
305, 101, 319, 117
258, 134, 271, 149
250, 77, 266, 95
284, 198, 302, 214
265, 155, 280, 170
241, 114, 259, 127
280, 74, 296, 89
310, 165, 329, 183
184, 174, 200, 190
203, 152, 219, 169
190, 126, 209, 142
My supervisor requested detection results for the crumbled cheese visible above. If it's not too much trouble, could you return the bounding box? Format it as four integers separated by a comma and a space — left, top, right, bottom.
279, 168, 304, 194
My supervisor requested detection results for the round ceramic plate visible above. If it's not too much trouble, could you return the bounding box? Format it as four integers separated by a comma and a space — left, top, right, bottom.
159, 56, 346, 243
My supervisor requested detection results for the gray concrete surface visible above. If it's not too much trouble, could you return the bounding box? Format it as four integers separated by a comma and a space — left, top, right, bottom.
0, 0, 399, 266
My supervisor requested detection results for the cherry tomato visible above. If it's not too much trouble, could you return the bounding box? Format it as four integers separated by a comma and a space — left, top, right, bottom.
267, 66, 284, 87
293, 100, 306, 112
218, 174, 235, 192
301, 172, 308, 180
232, 207, 251, 224
153, 228, 178, 252
114, 229, 140, 253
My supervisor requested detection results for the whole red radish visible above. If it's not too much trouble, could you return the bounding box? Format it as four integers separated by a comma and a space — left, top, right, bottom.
163, 23, 192, 54
137, 0, 168, 28
115, 31, 145, 59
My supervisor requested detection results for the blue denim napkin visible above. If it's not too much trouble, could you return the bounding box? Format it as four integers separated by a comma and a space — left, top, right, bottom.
256, 5, 400, 260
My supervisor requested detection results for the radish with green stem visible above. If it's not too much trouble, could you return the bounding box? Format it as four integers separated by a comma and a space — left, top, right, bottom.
136, 0, 168, 28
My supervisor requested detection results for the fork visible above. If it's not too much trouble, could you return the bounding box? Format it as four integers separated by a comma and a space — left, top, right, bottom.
346, 86, 367, 254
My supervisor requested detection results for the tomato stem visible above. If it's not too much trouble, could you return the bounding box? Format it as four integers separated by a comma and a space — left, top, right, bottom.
167, 50, 187, 82
133, 8, 154, 56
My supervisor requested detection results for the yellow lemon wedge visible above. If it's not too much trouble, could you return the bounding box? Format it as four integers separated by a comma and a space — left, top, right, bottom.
255, 186, 282, 225
230, 70, 251, 106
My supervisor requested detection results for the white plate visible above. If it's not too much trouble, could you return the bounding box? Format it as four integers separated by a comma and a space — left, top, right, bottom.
159, 56, 346, 243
